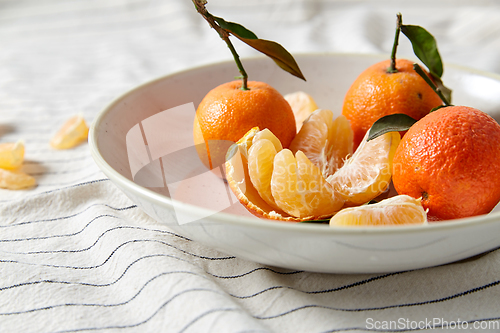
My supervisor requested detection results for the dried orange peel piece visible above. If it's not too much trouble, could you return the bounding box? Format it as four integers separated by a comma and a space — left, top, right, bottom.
0, 168, 36, 190
50, 114, 89, 149
330, 195, 427, 227
0, 140, 25, 170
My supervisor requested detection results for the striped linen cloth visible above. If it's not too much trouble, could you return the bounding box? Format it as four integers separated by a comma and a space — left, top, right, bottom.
2, 0, 500, 332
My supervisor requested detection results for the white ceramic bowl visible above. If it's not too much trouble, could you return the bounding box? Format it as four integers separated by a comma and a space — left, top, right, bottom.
89, 53, 500, 274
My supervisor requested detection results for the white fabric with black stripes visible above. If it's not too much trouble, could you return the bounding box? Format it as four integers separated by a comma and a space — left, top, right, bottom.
2, 1, 500, 332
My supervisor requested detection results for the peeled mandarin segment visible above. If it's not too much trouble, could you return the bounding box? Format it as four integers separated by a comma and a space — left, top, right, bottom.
326, 131, 400, 205
0, 140, 25, 170
225, 127, 298, 221
327, 115, 354, 172
295, 151, 344, 216
0, 168, 36, 190
252, 128, 283, 152
248, 139, 280, 209
271, 150, 343, 218
226, 141, 277, 216
50, 114, 89, 149
330, 195, 427, 227
271, 149, 302, 217
284, 91, 319, 132
290, 109, 333, 171
247, 128, 283, 209
235, 127, 259, 160
290, 110, 353, 178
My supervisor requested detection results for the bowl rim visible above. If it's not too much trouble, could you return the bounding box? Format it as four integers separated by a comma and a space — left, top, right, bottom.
89, 52, 500, 236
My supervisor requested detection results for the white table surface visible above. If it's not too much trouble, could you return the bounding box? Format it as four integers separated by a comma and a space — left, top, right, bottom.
2, 0, 500, 332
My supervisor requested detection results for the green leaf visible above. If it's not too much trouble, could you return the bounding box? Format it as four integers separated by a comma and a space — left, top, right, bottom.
430, 104, 447, 113
413, 63, 451, 106
234, 36, 306, 81
430, 73, 453, 104
401, 24, 443, 78
368, 114, 418, 141
299, 218, 330, 224
213, 16, 258, 39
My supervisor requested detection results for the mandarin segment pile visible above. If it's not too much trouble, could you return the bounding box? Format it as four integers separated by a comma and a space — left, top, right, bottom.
0, 113, 89, 190
226, 125, 344, 221
225, 127, 302, 221
225, 99, 425, 225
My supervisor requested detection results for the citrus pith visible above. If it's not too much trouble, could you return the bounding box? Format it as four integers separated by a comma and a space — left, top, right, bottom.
289, 109, 353, 178
327, 131, 401, 205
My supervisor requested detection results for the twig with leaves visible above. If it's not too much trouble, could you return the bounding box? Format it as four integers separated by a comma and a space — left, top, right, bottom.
192, 0, 305, 91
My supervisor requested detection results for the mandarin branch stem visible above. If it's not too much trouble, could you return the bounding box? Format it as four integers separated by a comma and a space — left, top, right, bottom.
389, 13, 403, 73
192, 0, 249, 90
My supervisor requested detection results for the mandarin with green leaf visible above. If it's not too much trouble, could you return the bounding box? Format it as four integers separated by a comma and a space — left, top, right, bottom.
343, 13, 447, 150
342, 59, 442, 151
192, 1, 304, 170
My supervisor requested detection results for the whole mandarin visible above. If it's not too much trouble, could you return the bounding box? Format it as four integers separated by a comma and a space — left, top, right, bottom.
193, 80, 296, 169
342, 59, 443, 150
392, 105, 500, 220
